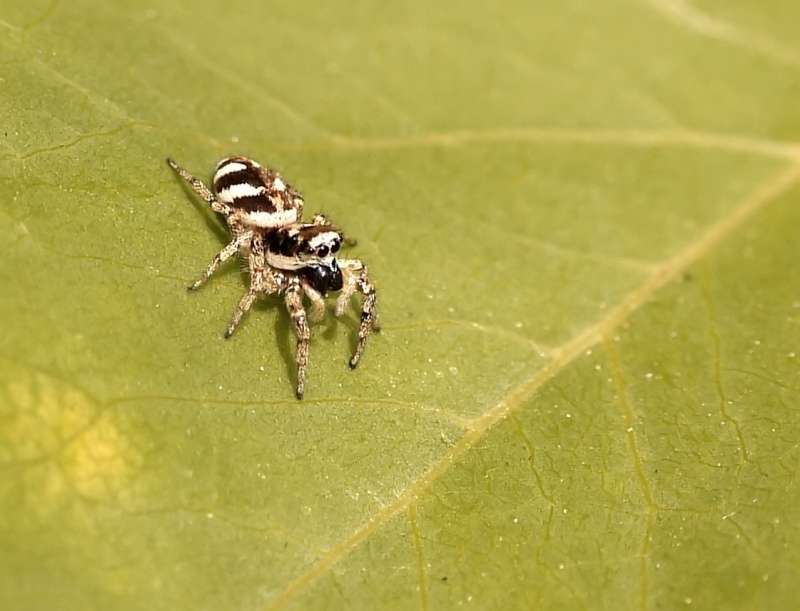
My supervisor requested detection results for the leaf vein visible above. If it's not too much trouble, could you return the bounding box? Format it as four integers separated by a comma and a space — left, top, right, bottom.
264, 146, 800, 610
324, 128, 799, 159
698, 264, 750, 463
407, 504, 430, 611
648, 0, 800, 66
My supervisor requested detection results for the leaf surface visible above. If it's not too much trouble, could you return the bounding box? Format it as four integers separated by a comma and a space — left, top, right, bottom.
1, 1, 799, 609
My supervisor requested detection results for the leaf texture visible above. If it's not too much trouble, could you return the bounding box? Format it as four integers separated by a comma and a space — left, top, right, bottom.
1, 1, 799, 609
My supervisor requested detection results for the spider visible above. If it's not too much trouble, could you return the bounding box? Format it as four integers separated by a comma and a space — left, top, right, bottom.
167, 156, 379, 399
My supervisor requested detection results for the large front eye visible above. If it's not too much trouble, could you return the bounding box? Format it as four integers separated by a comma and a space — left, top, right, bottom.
318, 245, 329, 257
331, 240, 341, 254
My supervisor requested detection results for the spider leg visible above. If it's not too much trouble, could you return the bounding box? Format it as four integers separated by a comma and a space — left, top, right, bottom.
189, 230, 253, 292
336, 259, 378, 368
310, 212, 357, 246
224, 288, 258, 339
223, 237, 281, 338
284, 279, 311, 399
302, 283, 327, 322
310, 212, 335, 226
167, 158, 232, 217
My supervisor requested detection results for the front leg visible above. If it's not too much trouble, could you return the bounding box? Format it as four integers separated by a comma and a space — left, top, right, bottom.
336, 259, 379, 368
302, 283, 327, 322
284, 279, 311, 399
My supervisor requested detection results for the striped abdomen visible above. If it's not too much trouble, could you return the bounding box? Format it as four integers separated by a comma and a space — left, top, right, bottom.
214, 156, 304, 229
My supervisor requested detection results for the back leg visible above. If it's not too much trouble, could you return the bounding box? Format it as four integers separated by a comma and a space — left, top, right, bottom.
167, 158, 232, 218
169, 158, 251, 291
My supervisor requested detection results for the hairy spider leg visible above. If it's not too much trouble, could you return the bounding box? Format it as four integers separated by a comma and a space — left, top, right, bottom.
223, 237, 283, 338
224, 288, 259, 339
167, 158, 254, 292
301, 283, 327, 322
189, 232, 253, 292
284, 279, 311, 399
167, 158, 232, 218
335, 259, 379, 368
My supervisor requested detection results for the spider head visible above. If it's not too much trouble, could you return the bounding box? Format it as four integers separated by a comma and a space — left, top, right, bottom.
267, 225, 344, 294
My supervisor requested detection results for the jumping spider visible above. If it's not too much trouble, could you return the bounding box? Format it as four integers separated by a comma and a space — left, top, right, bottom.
167, 156, 379, 399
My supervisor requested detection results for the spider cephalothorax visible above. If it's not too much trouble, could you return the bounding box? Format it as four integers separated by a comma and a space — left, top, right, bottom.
167, 157, 379, 398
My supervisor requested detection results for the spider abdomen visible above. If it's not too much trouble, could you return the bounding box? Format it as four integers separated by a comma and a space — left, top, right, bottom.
213, 156, 304, 229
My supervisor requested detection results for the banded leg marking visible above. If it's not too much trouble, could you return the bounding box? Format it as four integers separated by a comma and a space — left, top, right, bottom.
224, 288, 258, 339
188, 231, 252, 292
285, 283, 311, 399
335, 260, 378, 369
167, 158, 231, 217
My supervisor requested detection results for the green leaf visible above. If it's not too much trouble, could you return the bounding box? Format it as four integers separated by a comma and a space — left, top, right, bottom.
1, 1, 799, 609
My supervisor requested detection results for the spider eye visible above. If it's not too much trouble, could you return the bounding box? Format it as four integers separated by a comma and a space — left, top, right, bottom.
331, 240, 341, 254
318, 246, 329, 257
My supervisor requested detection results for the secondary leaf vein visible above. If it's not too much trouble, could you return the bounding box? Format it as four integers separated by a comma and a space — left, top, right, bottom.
265, 150, 800, 610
